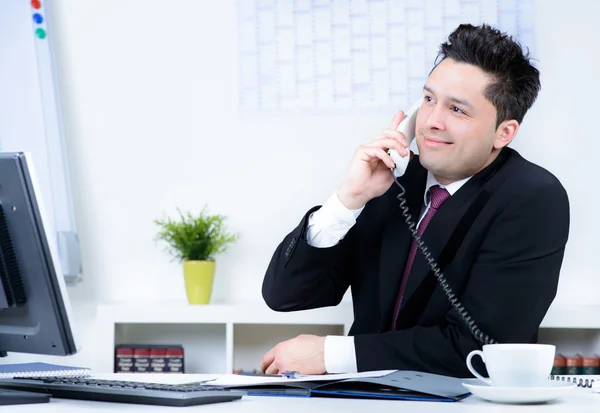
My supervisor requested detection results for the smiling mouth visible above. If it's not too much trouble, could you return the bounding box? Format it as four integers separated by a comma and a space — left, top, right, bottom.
424, 136, 453, 146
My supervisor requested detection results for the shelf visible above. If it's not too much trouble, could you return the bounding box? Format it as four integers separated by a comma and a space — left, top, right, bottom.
97, 301, 355, 326
541, 304, 600, 329
92, 301, 600, 374
97, 301, 600, 330
94, 301, 354, 374
97, 302, 600, 329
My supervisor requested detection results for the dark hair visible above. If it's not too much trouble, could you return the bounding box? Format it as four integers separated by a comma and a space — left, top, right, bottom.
435, 23, 540, 127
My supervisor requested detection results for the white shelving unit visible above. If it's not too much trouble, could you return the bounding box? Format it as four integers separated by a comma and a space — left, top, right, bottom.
541, 304, 600, 330
94, 301, 600, 374
539, 304, 600, 357
95, 302, 354, 374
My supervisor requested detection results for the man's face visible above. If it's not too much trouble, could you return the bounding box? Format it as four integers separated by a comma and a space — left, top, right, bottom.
415, 58, 508, 185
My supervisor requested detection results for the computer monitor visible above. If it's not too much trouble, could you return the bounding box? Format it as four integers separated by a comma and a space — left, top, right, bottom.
0, 152, 77, 358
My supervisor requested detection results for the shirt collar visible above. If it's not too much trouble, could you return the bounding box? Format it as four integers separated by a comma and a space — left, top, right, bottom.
424, 172, 472, 206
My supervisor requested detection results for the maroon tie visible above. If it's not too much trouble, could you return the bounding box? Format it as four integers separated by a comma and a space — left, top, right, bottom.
391, 185, 451, 330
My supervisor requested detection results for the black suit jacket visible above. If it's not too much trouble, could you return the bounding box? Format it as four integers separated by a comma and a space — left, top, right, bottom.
262, 147, 570, 377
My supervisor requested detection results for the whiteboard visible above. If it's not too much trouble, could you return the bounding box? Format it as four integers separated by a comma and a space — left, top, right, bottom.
237, 0, 535, 112
0, 0, 81, 283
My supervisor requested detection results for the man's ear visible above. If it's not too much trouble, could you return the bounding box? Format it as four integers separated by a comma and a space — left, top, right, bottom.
493, 119, 519, 149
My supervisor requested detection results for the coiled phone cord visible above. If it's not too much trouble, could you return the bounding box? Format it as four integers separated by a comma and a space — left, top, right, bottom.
393, 178, 497, 346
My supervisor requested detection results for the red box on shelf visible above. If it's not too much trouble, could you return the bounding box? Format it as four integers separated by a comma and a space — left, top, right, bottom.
115, 346, 134, 373
133, 347, 151, 373
150, 348, 168, 373
166, 347, 184, 374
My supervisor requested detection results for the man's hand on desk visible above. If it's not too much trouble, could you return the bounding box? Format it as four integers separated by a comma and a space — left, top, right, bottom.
261, 334, 326, 375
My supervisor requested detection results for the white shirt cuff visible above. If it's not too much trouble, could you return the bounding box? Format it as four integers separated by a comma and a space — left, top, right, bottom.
324, 335, 358, 373
306, 191, 364, 248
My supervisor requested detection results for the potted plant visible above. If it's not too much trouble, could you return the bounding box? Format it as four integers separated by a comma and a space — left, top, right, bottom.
154, 206, 238, 304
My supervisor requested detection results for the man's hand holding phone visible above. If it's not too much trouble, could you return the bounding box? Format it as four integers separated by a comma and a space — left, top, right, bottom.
337, 111, 412, 210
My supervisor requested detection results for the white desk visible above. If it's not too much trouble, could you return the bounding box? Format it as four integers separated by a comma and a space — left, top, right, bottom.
5, 374, 600, 412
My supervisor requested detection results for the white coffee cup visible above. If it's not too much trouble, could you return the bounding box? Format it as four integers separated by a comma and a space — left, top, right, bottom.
466, 343, 555, 387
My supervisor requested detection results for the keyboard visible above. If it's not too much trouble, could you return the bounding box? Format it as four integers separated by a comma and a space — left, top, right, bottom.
0, 376, 243, 407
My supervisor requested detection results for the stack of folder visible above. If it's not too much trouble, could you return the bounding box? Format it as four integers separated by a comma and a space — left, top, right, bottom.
204, 370, 472, 402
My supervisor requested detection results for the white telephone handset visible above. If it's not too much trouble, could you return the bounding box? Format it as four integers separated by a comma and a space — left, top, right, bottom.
388, 99, 423, 178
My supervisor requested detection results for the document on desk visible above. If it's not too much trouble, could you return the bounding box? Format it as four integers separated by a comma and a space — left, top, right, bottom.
204, 370, 471, 402
205, 370, 394, 387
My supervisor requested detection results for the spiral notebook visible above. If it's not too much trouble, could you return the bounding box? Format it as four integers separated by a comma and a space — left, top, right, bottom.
549, 374, 600, 391
0, 362, 91, 379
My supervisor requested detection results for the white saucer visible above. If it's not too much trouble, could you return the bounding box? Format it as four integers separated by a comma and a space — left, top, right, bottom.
462, 380, 578, 404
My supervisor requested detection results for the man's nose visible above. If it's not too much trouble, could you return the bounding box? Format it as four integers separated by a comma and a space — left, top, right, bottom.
423, 105, 447, 131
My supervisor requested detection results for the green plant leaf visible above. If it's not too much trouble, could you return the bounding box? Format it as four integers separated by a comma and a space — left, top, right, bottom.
154, 206, 238, 263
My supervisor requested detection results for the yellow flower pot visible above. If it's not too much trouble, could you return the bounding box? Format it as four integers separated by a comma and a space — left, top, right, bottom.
183, 260, 215, 304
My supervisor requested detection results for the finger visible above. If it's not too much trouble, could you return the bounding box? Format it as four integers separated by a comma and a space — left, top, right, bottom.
261, 348, 276, 373
367, 137, 409, 157
265, 362, 279, 375
389, 110, 405, 130
359, 146, 396, 169
376, 128, 410, 147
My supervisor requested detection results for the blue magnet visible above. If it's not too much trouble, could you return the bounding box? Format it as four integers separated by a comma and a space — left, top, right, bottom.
33, 13, 43, 24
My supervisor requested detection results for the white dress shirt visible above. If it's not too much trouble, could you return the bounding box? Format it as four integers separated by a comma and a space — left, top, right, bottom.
307, 172, 471, 373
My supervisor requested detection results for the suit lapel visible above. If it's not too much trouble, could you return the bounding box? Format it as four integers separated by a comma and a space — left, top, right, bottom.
378, 168, 427, 326
397, 148, 512, 317
398, 190, 474, 314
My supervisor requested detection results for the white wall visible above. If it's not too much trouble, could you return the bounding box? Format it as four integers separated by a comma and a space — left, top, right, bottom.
509, 0, 600, 305
54, 0, 382, 307
3, 0, 599, 368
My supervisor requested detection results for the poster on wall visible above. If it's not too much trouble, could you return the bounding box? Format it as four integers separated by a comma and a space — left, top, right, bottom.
237, 0, 535, 113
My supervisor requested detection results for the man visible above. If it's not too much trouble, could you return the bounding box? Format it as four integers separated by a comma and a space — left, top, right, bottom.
260, 24, 570, 378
